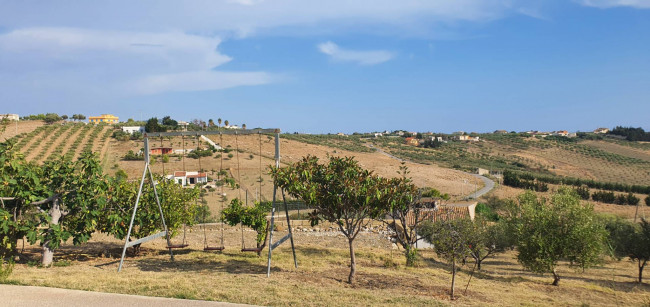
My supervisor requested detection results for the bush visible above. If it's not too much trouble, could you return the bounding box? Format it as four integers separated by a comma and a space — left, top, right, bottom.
123, 150, 143, 161
575, 186, 590, 200
0, 260, 14, 282
475, 203, 499, 221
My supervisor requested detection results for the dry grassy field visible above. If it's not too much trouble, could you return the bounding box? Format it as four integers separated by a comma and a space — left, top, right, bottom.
5, 230, 650, 306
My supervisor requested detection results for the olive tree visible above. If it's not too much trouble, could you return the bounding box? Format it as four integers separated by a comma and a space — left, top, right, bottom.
506, 188, 607, 286
271, 155, 386, 283
468, 218, 513, 270
605, 216, 650, 283
419, 218, 474, 299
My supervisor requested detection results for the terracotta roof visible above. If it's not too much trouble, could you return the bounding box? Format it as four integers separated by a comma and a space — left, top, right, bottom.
187, 173, 207, 178
174, 171, 186, 177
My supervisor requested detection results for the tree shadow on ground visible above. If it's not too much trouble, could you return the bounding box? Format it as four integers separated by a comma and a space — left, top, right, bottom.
135, 257, 273, 275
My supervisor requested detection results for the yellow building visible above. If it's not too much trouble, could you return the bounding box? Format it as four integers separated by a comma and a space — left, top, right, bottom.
88, 114, 119, 124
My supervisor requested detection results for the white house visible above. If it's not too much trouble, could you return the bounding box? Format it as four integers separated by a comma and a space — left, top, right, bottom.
594, 128, 610, 134
167, 171, 208, 186
122, 126, 145, 134
454, 135, 479, 142
0, 114, 19, 121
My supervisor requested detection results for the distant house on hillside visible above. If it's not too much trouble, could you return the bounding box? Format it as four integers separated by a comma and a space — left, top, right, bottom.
454, 135, 479, 142
167, 171, 208, 186
122, 126, 145, 134
552, 130, 569, 137
593, 128, 610, 134
150, 147, 173, 155
493, 130, 508, 134
0, 114, 19, 121
405, 137, 420, 146
89, 114, 119, 124
476, 168, 489, 176
177, 121, 190, 131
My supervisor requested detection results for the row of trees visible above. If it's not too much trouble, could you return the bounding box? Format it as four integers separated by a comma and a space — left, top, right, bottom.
21, 113, 86, 124
609, 126, 650, 142
503, 170, 650, 194
503, 170, 549, 192
0, 140, 200, 266
143, 116, 246, 133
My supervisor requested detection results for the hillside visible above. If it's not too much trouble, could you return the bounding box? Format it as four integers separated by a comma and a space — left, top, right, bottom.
1, 120, 113, 165
3, 124, 648, 220
369, 133, 650, 186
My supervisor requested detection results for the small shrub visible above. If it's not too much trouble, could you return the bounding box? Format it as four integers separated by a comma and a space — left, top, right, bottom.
53, 260, 72, 267
0, 260, 14, 282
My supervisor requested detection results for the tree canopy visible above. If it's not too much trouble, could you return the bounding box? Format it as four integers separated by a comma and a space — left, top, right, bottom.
272, 155, 387, 283
505, 188, 607, 286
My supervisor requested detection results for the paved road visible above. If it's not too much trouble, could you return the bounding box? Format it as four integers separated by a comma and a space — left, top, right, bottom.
370, 144, 496, 199
466, 173, 495, 199
1, 284, 252, 307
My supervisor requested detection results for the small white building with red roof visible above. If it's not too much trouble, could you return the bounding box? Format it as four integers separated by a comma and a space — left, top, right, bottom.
167, 171, 208, 186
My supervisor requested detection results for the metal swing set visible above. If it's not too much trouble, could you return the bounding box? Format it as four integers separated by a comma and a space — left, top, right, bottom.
117, 128, 298, 276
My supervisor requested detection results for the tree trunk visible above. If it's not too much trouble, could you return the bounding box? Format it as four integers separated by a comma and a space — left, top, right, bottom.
639, 260, 645, 284
404, 245, 417, 267
348, 238, 356, 284
42, 198, 62, 267
451, 259, 456, 299
477, 258, 482, 271
552, 268, 560, 286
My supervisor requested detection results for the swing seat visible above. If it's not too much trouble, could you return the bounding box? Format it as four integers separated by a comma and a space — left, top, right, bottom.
166, 244, 189, 249
241, 247, 263, 253
204, 246, 225, 251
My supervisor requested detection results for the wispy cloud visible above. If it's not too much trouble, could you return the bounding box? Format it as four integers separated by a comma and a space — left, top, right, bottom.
318, 42, 394, 66
0, 27, 277, 96
578, 0, 650, 8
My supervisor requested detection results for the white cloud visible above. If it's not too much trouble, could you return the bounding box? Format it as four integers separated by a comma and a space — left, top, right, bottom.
0, 27, 276, 96
0, 1, 524, 38
578, 0, 650, 8
318, 41, 394, 65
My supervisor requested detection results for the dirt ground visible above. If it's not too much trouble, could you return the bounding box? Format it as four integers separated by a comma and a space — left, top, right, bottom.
0, 120, 44, 141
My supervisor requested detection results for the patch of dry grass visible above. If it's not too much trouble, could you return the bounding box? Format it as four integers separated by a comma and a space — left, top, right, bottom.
5, 241, 650, 306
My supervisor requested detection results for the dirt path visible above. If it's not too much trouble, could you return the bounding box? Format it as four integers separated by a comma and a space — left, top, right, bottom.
0, 284, 252, 307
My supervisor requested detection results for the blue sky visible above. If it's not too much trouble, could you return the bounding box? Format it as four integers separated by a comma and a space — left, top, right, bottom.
0, 0, 648, 134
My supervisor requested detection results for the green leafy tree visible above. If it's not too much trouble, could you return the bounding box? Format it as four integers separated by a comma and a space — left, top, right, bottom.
43, 113, 62, 124
419, 218, 474, 299
217, 118, 222, 128
272, 155, 386, 283
101, 177, 200, 255
224, 120, 229, 127
468, 219, 513, 270
380, 163, 422, 267
505, 188, 607, 286
605, 216, 650, 283
0, 141, 42, 260
0, 145, 109, 266
221, 199, 269, 256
